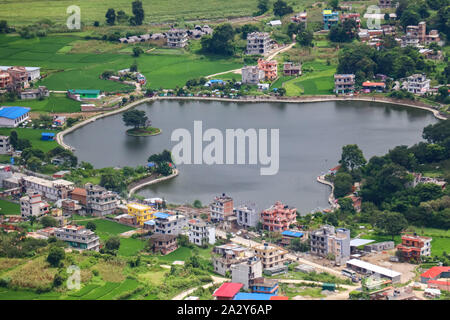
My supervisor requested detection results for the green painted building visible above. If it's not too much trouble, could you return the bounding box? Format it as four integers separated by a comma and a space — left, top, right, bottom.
68, 89, 101, 99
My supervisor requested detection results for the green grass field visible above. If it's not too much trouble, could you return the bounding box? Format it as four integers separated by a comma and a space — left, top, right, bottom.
1, 93, 81, 113
0, 199, 20, 215
76, 219, 135, 240
0, 128, 58, 152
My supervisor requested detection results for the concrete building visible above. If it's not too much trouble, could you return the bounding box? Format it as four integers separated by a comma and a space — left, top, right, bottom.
148, 234, 178, 255
0, 66, 42, 82
231, 257, 263, 290
323, 10, 339, 30
291, 12, 307, 27
0, 106, 30, 127
85, 183, 117, 216
257, 59, 277, 81
54, 225, 100, 251
281, 230, 304, 247
379, 0, 391, 8
364, 241, 395, 252
0, 71, 11, 89
20, 86, 49, 100
405, 74, 430, 95
153, 211, 186, 235
397, 234, 432, 262
250, 277, 279, 295
283, 62, 301, 77
334, 74, 355, 94
425, 30, 441, 45
346, 259, 401, 283
246, 32, 272, 55
20, 192, 49, 218
210, 193, 234, 223
22, 176, 74, 201
310, 225, 350, 265
235, 204, 259, 228
0, 135, 11, 154
212, 243, 250, 276
261, 201, 296, 232
253, 243, 288, 270
5, 66, 29, 89
241, 65, 265, 85
70, 187, 87, 206
166, 29, 188, 48
188, 218, 215, 246
127, 202, 155, 225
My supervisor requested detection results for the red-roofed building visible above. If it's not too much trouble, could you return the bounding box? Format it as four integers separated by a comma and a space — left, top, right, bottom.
421, 266, 450, 291
397, 234, 432, 262
213, 282, 243, 300
270, 296, 289, 300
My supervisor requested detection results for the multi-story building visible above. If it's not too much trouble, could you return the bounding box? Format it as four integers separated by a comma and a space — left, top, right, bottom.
6, 66, 28, 89
250, 277, 279, 295
153, 211, 186, 235
210, 193, 234, 223
397, 234, 432, 262
257, 59, 278, 81
246, 32, 272, 55
379, 0, 391, 8
0, 135, 11, 154
0, 71, 11, 89
323, 10, 339, 30
188, 218, 215, 246
54, 225, 100, 251
334, 74, 355, 94
425, 30, 441, 45
231, 257, 263, 290
283, 62, 302, 77
235, 204, 259, 228
253, 243, 288, 270
212, 243, 249, 276
291, 12, 307, 27
148, 234, 178, 255
22, 176, 74, 201
340, 13, 361, 29
85, 183, 117, 216
241, 65, 265, 85
20, 192, 49, 218
310, 225, 350, 265
260, 201, 296, 232
127, 202, 155, 226
166, 29, 188, 48
405, 74, 430, 95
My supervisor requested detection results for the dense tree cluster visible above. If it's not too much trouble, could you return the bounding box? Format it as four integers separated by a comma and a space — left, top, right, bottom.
104, 1, 144, 26
201, 24, 236, 56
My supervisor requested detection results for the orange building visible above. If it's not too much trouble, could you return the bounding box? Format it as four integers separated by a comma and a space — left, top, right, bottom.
261, 201, 297, 232
0, 71, 11, 88
396, 234, 432, 262
257, 59, 278, 81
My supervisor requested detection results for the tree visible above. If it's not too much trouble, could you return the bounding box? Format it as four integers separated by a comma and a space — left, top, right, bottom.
376, 211, 408, 240
105, 236, 121, 251
105, 8, 116, 26
157, 162, 173, 176
17, 138, 32, 151
290, 238, 310, 252
201, 24, 236, 56
9, 130, 18, 150
273, 0, 293, 17
26, 156, 42, 172
257, 0, 269, 15
328, 0, 339, 11
100, 169, 124, 192
47, 246, 65, 267
0, 20, 8, 33
86, 222, 96, 231
297, 29, 314, 47
277, 87, 286, 96
131, 0, 145, 25
334, 172, 353, 198
340, 144, 366, 171
130, 61, 138, 72
240, 24, 260, 39
122, 109, 148, 129
400, 9, 420, 29
41, 216, 58, 228
193, 200, 203, 208
132, 46, 144, 57
116, 10, 129, 24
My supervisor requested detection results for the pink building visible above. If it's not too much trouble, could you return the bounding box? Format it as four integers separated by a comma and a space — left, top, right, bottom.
261, 201, 297, 232
257, 59, 278, 81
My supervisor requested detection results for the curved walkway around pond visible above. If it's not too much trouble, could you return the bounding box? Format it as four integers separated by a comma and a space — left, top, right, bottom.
317, 174, 338, 210
127, 169, 179, 197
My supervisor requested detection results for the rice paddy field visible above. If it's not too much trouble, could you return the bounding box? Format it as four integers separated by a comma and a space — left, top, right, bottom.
0, 93, 81, 113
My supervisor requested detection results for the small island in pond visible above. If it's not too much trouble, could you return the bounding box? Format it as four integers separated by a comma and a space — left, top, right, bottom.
122, 109, 161, 136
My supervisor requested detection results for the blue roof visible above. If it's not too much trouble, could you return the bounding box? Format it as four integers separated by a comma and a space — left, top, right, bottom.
282, 230, 304, 238
0, 106, 30, 119
147, 162, 156, 167
233, 293, 274, 300
41, 133, 55, 137
144, 220, 155, 225
154, 212, 170, 219
209, 79, 224, 83
68, 89, 100, 94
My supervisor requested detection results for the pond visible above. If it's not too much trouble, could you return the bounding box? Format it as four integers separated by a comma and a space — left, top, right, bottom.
64, 99, 438, 213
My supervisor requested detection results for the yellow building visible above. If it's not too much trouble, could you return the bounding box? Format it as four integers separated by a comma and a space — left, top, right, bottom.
127, 203, 156, 226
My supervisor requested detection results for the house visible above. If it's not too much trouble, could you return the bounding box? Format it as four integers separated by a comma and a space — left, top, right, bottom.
310, 225, 350, 265
340, 13, 361, 29
323, 10, 339, 30
257, 59, 278, 81
0, 106, 30, 127
41, 132, 55, 141
20, 192, 49, 218
148, 234, 178, 255
210, 193, 234, 223
231, 257, 263, 290
257, 83, 269, 91
283, 62, 301, 77
291, 12, 307, 27
153, 211, 186, 235
166, 29, 188, 48
212, 243, 250, 276
246, 32, 272, 55
281, 230, 304, 247
212, 282, 243, 300
53, 115, 66, 127
67, 89, 101, 100
253, 243, 288, 270
364, 241, 395, 252
188, 218, 215, 246
381, 25, 396, 36
268, 20, 282, 27
61, 199, 82, 215
250, 277, 279, 295
20, 86, 49, 100
334, 74, 355, 94
419, 49, 443, 61
421, 266, 450, 291
405, 74, 430, 95
54, 225, 100, 251
362, 82, 386, 93
127, 202, 155, 225
235, 204, 259, 228
52, 170, 70, 179
22, 176, 74, 201
5, 66, 29, 89
0, 71, 11, 89
241, 65, 265, 85
260, 201, 296, 232
396, 234, 432, 262
346, 259, 401, 283
379, 0, 391, 8
70, 187, 87, 206
85, 183, 117, 216
0, 135, 11, 154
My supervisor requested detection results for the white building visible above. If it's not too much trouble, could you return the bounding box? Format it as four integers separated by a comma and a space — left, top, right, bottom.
20, 192, 49, 218
0, 135, 11, 154
22, 176, 74, 201
166, 29, 189, 48
54, 225, 100, 251
188, 218, 215, 246
406, 74, 430, 95
0, 66, 41, 82
246, 32, 273, 55
231, 257, 263, 290
241, 65, 265, 85
235, 204, 259, 228
210, 193, 234, 223
154, 211, 187, 236
0, 106, 30, 128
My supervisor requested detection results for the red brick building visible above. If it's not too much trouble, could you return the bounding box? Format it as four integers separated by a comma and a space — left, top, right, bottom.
261, 201, 297, 232
149, 234, 178, 255
70, 187, 87, 206
396, 234, 432, 262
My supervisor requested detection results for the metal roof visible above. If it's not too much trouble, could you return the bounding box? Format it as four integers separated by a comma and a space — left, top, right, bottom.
282, 230, 304, 237
233, 293, 274, 300
68, 89, 100, 94
144, 220, 155, 225
213, 283, 243, 298
0, 106, 30, 119
349, 239, 375, 247
154, 212, 170, 219
346, 259, 401, 278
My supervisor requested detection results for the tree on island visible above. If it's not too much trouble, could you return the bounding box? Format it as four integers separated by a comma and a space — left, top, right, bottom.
122, 109, 148, 129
